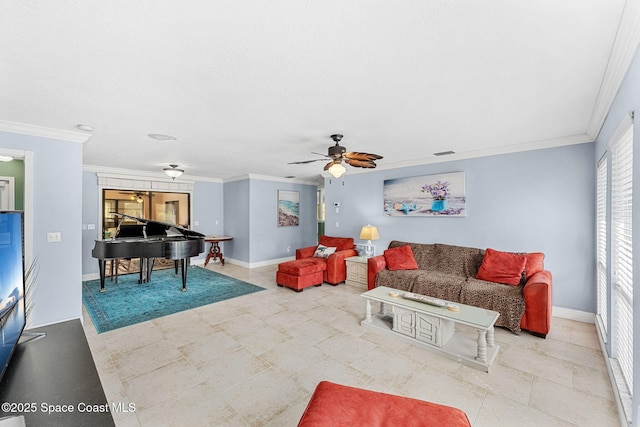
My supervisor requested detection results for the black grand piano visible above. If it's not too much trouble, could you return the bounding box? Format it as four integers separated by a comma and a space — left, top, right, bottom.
92, 213, 205, 292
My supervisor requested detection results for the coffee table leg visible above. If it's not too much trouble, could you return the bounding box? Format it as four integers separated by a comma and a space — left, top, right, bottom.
365, 299, 372, 323
379, 302, 387, 316
477, 329, 487, 363
487, 326, 495, 348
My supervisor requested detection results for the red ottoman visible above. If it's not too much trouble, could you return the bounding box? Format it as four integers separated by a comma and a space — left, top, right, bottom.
276, 258, 326, 292
298, 381, 471, 427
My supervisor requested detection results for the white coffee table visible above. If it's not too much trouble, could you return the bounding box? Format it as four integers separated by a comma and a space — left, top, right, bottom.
361, 286, 500, 372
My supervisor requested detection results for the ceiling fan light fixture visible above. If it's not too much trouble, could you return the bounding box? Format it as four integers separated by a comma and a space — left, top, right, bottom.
163, 164, 184, 180
328, 162, 346, 178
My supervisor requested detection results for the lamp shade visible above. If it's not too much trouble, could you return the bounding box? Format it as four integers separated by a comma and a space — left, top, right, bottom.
359, 225, 380, 241
328, 162, 346, 178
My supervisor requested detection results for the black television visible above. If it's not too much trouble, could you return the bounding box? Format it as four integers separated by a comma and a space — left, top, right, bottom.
0, 211, 25, 384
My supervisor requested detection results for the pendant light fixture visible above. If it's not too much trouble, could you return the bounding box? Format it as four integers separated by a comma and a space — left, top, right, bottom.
163, 164, 184, 180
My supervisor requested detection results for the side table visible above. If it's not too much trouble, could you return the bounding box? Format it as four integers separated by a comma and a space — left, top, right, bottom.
204, 236, 232, 266
345, 256, 368, 288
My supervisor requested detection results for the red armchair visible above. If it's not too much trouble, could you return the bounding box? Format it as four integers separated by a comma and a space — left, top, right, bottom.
296, 236, 357, 285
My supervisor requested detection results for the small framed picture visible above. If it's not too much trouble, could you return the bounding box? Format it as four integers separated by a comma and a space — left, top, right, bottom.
277, 190, 300, 227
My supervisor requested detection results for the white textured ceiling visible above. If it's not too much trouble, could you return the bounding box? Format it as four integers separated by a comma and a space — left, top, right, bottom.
0, 1, 633, 181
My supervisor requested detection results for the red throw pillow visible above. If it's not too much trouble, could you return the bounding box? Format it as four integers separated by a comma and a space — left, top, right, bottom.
384, 245, 419, 271
523, 252, 544, 279
476, 248, 526, 286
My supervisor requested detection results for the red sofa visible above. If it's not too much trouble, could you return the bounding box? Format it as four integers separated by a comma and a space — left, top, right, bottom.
298, 381, 471, 427
368, 241, 552, 337
295, 235, 358, 285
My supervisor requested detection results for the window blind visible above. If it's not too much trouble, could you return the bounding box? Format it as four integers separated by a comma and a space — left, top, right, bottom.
611, 119, 633, 393
596, 156, 607, 335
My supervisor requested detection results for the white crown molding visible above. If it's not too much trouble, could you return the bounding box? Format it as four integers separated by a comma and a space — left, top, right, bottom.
84, 164, 202, 184
223, 173, 320, 185
342, 133, 594, 175
587, 0, 640, 139
0, 120, 91, 143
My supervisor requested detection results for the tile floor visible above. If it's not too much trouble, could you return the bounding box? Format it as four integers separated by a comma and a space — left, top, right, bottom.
83, 263, 622, 427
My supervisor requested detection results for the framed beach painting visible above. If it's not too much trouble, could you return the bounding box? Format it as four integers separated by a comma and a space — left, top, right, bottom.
277, 190, 300, 226
383, 172, 466, 217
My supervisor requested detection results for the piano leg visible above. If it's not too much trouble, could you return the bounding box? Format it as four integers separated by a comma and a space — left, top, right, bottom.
174, 260, 179, 277
181, 258, 188, 292
146, 258, 155, 283
138, 258, 145, 284
98, 259, 107, 293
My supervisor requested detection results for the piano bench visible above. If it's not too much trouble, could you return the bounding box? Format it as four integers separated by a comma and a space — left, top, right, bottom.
276, 259, 325, 292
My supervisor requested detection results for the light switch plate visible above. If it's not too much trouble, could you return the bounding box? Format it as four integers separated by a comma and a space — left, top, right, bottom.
47, 232, 61, 242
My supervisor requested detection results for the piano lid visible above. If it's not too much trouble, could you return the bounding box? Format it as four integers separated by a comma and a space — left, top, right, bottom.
112, 213, 205, 238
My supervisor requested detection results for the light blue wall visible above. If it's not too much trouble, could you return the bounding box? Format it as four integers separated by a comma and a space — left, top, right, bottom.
81, 171, 224, 274
250, 179, 317, 262
0, 131, 83, 327
593, 44, 640, 425
223, 177, 317, 265
324, 143, 595, 313
82, 171, 100, 275
223, 179, 250, 263
192, 180, 224, 263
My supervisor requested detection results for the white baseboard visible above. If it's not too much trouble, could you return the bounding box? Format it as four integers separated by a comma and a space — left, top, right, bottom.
27, 315, 83, 330
82, 272, 100, 281
222, 256, 294, 269
552, 306, 595, 324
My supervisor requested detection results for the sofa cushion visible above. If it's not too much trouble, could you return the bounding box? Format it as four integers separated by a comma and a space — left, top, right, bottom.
384, 245, 418, 271
435, 244, 485, 277
319, 235, 354, 251
314, 244, 337, 259
476, 248, 526, 286
410, 271, 467, 302
376, 269, 422, 292
523, 252, 545, 279
462, 278, 526, 334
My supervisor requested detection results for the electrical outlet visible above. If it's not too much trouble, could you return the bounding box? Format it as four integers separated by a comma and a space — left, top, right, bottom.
287, 246, 291, 252
336, 222, 339, 227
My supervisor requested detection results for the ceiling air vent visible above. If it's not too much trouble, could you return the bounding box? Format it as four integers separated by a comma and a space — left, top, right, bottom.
433, 150, 455, 156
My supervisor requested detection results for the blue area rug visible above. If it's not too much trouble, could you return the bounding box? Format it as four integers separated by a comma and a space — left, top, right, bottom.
82, 266, 265, 333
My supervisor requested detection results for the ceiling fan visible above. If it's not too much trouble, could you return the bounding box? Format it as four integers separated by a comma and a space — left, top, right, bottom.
289, 134, 383, 177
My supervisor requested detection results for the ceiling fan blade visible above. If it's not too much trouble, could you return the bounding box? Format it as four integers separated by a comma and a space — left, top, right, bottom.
323, 160, 341, 171
344, 152, 383, 161
311, 152, 331, 158
345, 158, 378, 168
288, 158, 328, 164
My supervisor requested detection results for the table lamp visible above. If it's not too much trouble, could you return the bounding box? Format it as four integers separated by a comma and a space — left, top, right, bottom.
359, 224, 380, 257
